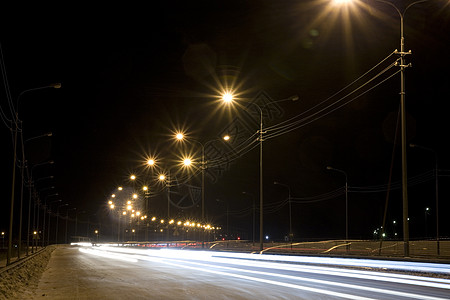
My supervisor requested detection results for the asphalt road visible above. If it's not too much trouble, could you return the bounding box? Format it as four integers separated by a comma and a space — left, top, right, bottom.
32, 246, 450, 299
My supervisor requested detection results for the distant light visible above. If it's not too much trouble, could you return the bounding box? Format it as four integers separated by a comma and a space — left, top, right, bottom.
176, 133, 184, 140
108, 200, 113, 205
111, 194, 116, 198
130, 175, 136, 180
265, 235, 269, 240
142, 186, 148, 191
110, 204, 115, 209
133, 194, 138, 199
118, 186, 123, 191
122, 211, 126, 215
159, 174, 166, 181
147, 159, 155, 166
127, 205, 132, 210
223, 135, 230, 141
127, 200, 131, 205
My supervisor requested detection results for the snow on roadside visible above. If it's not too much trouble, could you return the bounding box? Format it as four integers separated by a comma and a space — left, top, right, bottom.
0, 246, 56, 300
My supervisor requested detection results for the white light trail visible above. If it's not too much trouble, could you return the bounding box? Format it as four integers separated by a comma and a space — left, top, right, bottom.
79, 247, 138, 263
79, 246, 450, 299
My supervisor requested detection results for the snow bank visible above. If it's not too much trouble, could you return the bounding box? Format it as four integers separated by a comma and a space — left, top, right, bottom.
0, 246, 56, 299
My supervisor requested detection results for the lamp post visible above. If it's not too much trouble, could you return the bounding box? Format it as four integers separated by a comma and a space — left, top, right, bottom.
242, 192, 255, 246
42, 193, 58, 247
369, 0, 427, 258
274, 182, 293, 245
55, 203, 68, 244
216, 199, 229, 240
46, 199, 61, 245
65, 207, 76, 244
176, 133, 230, 248
334, 0, 428, 259
27, 160, 54, 254
410, 143, 439, 255
221, 93, 298, 252
326, 166, 348, 246
7, 83, 60, 265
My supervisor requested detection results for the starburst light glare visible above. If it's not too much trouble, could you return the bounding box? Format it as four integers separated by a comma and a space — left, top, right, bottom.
176, 132, 184, 140
183, 158, 192, 166
222, 91, 234, 103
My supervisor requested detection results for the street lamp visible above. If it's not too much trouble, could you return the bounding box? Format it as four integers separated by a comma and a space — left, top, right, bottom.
64, 207, 76, 244
221, 92, 299, 252
410, 143, 439, 255
242, 192, 255, 246
42, 193, 59, 247
7, 83, 60, 265
175, 133, 230, 248
27, 160, 54, 255
47, 199, 62, 246
273, 182, 293, 245
326, 166, 349, 246
55, 203, 68, 244
335, 0, 428, 258
18, 133, 52, 258
216, 199, 229, 240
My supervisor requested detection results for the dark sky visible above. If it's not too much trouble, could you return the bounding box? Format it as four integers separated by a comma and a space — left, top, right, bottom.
2, 0, 449, 242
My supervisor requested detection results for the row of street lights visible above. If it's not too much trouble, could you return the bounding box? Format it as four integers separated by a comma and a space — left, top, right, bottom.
7, 83, 60, 265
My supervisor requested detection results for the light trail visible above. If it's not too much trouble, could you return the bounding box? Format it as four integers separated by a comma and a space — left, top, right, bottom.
80, 246, 450, 299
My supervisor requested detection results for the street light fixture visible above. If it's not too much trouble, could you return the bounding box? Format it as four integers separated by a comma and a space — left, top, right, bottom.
7, 83, 60, 265
334, 0, 428, 258
273, 181, 293, 246
221, 92, 299, 252
175, 133, 231, 248
410, 143, 440, 255
242, 192, 255, 246
326, 166, 349, 247
27, 160, 54, 255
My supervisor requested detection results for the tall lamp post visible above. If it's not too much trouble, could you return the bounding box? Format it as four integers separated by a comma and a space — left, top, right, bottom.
7, 83, 60, 265
175, 133, 230, 248
55, 203, 68, 244
327, 166, 348, 247
42, 192, 58, 247
410, 143, 439, 255
335, 0, 428, 258
27, 160, 54, 254
369, 0, 427, 258
221, 92, 298, 252
274, 182, 293, 245
242, 192, 255, 246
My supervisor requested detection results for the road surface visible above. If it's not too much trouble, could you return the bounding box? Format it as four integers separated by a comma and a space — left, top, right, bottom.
32, 245, 450, 299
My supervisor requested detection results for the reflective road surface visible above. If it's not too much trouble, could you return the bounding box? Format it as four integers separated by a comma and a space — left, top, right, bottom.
33, 245, 450, 299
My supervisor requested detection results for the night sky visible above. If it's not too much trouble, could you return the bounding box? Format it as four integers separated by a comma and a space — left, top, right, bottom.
2, 0, 449, 242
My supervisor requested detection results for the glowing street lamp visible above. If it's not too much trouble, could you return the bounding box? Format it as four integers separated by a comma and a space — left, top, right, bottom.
175, 133, 230, 248
221, 91, 298, 252
333, 0, 429, 258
